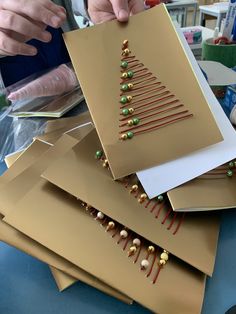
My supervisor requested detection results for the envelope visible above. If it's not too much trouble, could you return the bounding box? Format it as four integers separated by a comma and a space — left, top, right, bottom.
4, 179, 206, 314
0, 125, 131, 303
63, 4, 222, 179
42, 129, 220, 276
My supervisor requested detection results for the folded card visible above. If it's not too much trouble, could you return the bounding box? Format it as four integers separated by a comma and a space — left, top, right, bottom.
168, 162, 236, 211
63, 4, 222, 179
4, 179, 206, 314
42, 129, 220, 276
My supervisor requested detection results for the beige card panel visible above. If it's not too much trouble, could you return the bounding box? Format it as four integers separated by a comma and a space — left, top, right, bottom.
0, 123, 94, 217
168, 177, 236, 211
4, 179, 206, 314
0, 217, 131, 303
4, 149, 79, 295
63, 5, 222, 179
43, 129, 220, 276
0, 140, 50, 189
37, 111, 92, 144
50, 266, 77, 292
44, 111, 91, 133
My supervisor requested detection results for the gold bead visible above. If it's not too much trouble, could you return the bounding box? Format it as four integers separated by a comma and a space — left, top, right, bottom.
128, 108, 134, 114
159, 259, 166, 266
128, 83, 133, 89
122, 39, 129, 47
164, 250, 169, 254
102, 159, 109, 168
128, 246, 137, 257
122, 48, 130, 56
129, 184, 138, 193
138, 193, 147, 203
106, 221, 115, 231
121, 134, 128, 140
121, 72, 128, 79
127, 119, 133, 126
127, 96, 133, 102
148, 246, 155, 254
160, 252, 169, 261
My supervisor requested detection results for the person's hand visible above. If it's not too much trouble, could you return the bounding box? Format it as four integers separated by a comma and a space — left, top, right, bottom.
88, 0, 144, 24
0, 0, 67, 56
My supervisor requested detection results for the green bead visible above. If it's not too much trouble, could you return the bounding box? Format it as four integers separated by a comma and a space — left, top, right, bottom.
120, 96, 128, 104
133, 118, 140, 125
157, 195, 164, 202
127, 131, 134, 139
121, 84, 128, 91
227, 170, 233, 177
229, 161, 235, 169
127, 71, 134, 78
95, 150, 103, 159
121, 61, 128, 69
122, 108, 129, 116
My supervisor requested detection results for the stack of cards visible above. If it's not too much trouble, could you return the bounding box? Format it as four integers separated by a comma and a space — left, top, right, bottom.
1, 4, 236, 314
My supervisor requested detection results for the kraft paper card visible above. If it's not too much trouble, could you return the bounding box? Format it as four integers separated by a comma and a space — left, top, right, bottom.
42, 129, 220, 276
0, 130, 131, 303
63, 4, 222, 179
168, 163, 236, 212
4, 180, 206, 314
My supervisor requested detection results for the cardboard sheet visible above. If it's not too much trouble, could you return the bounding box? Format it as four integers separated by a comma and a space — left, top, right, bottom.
4, 180, 206, 314
50, 266, 77, 292
63, 5, 222, 179
42, 129, 220, 276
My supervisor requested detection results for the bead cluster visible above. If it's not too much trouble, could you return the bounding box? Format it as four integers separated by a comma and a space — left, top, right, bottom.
81, 200, 169, 284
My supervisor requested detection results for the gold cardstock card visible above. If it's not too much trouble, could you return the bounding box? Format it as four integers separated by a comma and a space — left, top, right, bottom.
42, 129, 220, 276
168, 173, 236, 212
63, 4, 222, 179
4, 180, 206, 314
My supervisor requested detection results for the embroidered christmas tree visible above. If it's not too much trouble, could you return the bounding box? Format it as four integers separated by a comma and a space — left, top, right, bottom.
119, 40, 193, 140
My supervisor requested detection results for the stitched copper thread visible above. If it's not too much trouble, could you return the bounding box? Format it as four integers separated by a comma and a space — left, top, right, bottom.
123, 85, 165, 99
127, 63, 144, 70
145, 200, 152, 208
131, 67, 148, 75
122, 72, 152, 83
173, 213, 186, 235
120, 110, 189, 133
119, 104, 184, 126
101, 217, 107, 226
121, 56, 136, 61
161, 208, 173, 225
130, 100, 180, 118
134, 243, 142, 263
167, 212, 178, 230
152, 264, 162, 284
134, 190, 140, 198
125, 77, 157, 88
123, 232, 132, 250
150, 201, 159, 213
112, 227, 119, 238
120, 82, 161, 96
146, 253, 157, 278
155, 202, 166, 219
120, 91, 170, 109
132, 114, 193, 136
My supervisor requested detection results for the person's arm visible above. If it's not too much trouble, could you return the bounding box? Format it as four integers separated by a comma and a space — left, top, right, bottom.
0, 0, 66, 56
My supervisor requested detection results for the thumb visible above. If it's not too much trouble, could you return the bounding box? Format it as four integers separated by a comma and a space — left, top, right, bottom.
110, 0, 129, 22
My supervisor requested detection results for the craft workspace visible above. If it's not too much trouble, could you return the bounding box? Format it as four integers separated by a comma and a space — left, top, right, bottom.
1, 1, 236, 314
